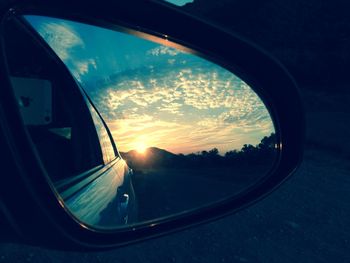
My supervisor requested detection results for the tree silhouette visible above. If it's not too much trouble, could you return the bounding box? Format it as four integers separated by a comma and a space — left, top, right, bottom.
122, 133, 277, 170
208, 148, 219, 156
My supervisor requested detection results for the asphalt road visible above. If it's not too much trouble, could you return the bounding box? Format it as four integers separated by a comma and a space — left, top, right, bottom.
1, 90, 350, 262
133, 166, 263, 222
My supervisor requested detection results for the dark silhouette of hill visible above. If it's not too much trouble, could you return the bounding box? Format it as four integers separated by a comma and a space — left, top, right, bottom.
121, 133, 276, 170
120, 147, 181, 169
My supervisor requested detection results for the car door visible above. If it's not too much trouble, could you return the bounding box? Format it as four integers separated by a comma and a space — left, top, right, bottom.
4, 14, 136, 228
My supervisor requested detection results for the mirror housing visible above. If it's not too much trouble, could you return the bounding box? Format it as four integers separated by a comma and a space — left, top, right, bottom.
0, 0, 304, 249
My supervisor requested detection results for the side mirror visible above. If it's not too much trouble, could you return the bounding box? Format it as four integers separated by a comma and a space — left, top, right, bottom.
0, 1, 303, 249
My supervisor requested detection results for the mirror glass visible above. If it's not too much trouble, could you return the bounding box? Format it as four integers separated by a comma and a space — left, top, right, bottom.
4, 15, 277, 229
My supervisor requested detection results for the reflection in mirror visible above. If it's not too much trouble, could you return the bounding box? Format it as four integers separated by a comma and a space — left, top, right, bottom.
163, 0, 194, 6
5, 14, 277, 229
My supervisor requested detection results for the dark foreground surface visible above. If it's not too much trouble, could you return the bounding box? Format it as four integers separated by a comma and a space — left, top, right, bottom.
1, 147, 349, 262
1, 89, 350, 262
133, 166, 266, 221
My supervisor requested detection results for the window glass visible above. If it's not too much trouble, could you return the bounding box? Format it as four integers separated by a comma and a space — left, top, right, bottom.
88, 103, 116, 164
4, 16, 104, 183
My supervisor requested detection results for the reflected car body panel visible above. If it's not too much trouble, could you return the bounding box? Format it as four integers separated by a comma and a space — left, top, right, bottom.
2, 12, 137, 229
62, 158, 132, 227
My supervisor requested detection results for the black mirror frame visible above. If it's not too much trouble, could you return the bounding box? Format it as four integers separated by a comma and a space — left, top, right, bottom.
0, 0, 304, 250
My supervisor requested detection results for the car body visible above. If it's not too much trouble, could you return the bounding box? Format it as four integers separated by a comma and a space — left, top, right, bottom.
8, 38, 137, 228
3, 11, 137, 228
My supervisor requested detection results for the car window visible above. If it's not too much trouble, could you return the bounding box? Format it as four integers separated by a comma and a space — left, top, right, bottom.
88, 102, 116, 164
3, 16, 111, 183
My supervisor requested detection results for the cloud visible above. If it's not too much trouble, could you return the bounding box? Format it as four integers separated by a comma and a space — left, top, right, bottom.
75, 59, 97, 75
90, 52, 274, 154
106, 114, 188, 152
29, 18, 274, 154
31, 18, 274, 153
159, 102, 183, 114
168, 59, 176, 65
37, 22, 84, 61
147, 46, 181, 56
36, 21, 98, 81
113, 114, 262, 155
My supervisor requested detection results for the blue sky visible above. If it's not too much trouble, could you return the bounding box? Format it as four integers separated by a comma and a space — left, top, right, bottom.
26, 15, 274, 155
164, 0, 194, 6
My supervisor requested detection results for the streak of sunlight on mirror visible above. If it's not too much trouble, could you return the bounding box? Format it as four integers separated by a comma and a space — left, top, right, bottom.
7, 15, 277, 229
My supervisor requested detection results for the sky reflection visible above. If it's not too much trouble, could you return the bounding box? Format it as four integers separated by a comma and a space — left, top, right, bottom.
26, 15, 274, 155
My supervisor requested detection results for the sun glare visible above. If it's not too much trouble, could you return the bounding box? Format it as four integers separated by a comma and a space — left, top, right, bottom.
136, 142, 147, 154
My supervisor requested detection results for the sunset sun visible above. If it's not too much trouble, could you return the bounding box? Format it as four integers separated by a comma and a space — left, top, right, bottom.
136, 142, 147, 154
